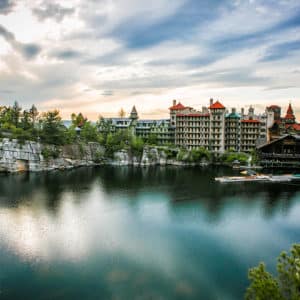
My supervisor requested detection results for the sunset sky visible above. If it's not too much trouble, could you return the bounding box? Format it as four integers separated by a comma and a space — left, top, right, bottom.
0, 0, 299, 120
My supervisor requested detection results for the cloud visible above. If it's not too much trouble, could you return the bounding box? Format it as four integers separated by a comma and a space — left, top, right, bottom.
0, 0, 15, 15
101, 90, 114, 96
0, 24, 41, 59
102, 0, 229, 49
264, 85, 297, 91
0, 0, 300, 119
261, 40, 300, 62
32, 2, 75, 22
49, 49, 83, 60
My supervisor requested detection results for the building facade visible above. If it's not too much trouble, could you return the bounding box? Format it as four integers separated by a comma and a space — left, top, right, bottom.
99, 106, 174, 145
257, 134, 300, 167
99, 99, 298, 153
173, 99, 268, 152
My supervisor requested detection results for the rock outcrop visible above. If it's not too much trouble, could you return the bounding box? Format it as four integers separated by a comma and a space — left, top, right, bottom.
0, 138, 105, 172
0, 138, 209, 173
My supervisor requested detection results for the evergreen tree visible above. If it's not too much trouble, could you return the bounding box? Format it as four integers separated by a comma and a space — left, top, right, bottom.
11, 101, 22, 127
246, 244, 300, 300
40, 110, 66, 145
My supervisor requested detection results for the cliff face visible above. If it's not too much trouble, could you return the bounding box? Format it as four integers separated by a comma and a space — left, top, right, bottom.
0, 138, 105, 172
0, 139, 206, 173
111, 147, 168, 166
0, 139, 42, 172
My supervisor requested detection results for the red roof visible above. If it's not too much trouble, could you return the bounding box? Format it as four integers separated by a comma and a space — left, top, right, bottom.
209, 101, 225, 109
169, 102, 186, 111
177, 113, 210, 117
293, 124, 300, 131
284, 103, 295, 119
286, 123, 300, 131
241, 119, 260, 123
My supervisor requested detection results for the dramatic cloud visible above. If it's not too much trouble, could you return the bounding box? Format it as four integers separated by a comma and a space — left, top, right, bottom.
0, 0, 299, 119
0, 24, 41, 58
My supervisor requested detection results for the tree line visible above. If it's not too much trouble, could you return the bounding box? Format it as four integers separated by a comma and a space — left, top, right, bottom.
0, 102, 147, 154
0, 102, 254, 164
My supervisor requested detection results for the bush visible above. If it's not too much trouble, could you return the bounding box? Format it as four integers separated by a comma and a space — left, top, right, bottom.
164, 148, 177, 159
220, 151, 249, 164
130, 136, 144, 156
93, 151, 104, 163
41, 147, 60, 160
105, 130, 131, 157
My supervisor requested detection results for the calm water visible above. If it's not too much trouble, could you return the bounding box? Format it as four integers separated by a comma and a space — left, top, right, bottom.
0, 166, 300, 300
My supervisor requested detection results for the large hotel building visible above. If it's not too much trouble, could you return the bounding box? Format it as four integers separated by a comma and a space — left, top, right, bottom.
100, 99, 299, 153
171, 99, 268, 152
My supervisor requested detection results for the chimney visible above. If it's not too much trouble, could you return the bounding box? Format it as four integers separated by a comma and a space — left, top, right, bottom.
210, 98, 213, 106
173, 99, 176, 106
232, 108, 236, 114
248, 106, 254, 118
241, 108, 244, 116
202, 106, 208, 113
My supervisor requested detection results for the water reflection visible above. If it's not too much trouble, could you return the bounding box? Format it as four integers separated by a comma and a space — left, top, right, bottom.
0, 167, 300, 300
1, 166, 300, 220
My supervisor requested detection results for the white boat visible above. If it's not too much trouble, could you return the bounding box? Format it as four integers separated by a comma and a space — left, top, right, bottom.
215, 175, 269, 183
215, 174, 297, 183
268, 175, 293, 182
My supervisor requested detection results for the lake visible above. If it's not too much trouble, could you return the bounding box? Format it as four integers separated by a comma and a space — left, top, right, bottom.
0, 166, 300, 300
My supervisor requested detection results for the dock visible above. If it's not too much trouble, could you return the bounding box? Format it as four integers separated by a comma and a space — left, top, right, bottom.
215, 174, 300, 183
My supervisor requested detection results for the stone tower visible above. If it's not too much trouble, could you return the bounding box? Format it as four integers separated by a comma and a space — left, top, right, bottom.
129, 105, 138, 135
130, 105, 138, 121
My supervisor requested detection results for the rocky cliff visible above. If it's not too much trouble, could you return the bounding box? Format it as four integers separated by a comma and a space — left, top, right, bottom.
0, 139, 207, 173
0, 138, 105, 172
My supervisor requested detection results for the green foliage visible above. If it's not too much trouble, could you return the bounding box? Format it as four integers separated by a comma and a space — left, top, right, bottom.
41, 147, 60, 160
164, 148, 177, 159
71, 112, 87, 127
177, 147, 211, 163
0, 103, 40, 142
147, 133, 158, 145
220, 151, 249, 164
96, 117, 113, 143
80, 121, 99, 142
177, 149, 189, 162
64, 126, 77, 144
11, 101, 22, 127
39, 110, 67, 145
93, 151, 104, 163
245, 244, 300, 300
105, 130, 131, 157
190, 147, 211, 162
130, 136, 144, 156
250, 149, 259, 165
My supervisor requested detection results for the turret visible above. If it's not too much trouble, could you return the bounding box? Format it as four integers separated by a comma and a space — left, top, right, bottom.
284, 103, 295, 124
248, 106, 254, 119
130, 105, 138, 120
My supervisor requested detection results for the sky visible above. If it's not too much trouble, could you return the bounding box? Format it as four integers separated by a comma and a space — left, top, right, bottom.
0, 0, 299, 120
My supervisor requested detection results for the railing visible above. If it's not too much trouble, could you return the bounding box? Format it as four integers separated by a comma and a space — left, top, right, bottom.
260, 153, 300, 159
